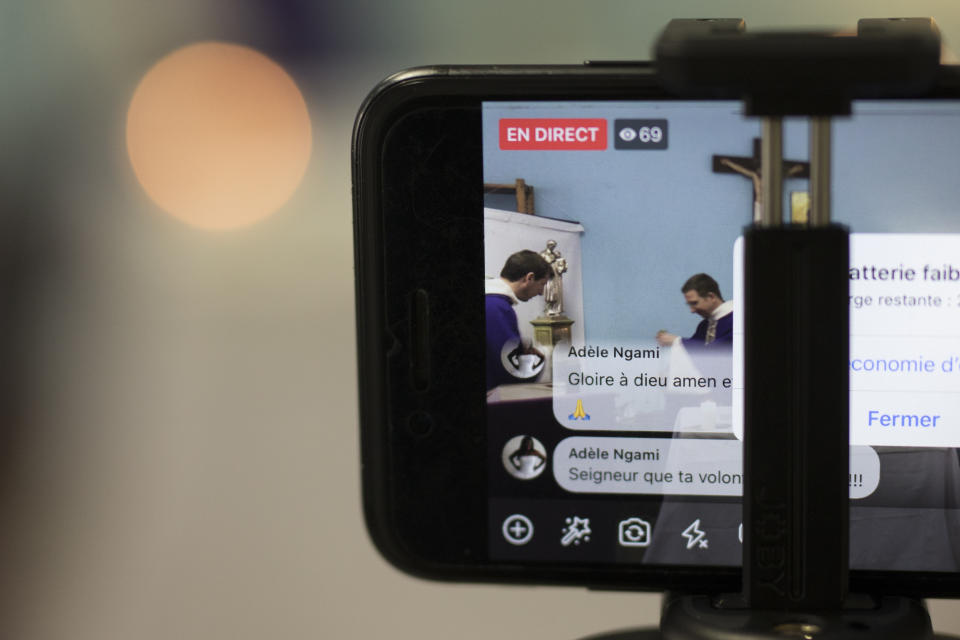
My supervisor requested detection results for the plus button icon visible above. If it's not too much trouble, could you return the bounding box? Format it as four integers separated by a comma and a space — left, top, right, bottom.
502, 514, 534, 545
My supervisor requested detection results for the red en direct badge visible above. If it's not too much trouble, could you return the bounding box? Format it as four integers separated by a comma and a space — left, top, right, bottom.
499, 119, 608, 150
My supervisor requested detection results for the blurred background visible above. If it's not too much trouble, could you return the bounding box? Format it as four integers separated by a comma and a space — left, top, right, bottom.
3, 1, 960, 638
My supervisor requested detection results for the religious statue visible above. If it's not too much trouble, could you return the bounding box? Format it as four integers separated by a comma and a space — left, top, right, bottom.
530, 240, 575, 382
540, 239, 567, 316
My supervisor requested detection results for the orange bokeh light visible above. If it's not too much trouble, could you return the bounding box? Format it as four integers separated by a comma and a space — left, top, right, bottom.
126, 42, 312, 229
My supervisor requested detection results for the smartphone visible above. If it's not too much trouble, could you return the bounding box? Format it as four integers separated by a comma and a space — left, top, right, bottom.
353, 64, 960, 595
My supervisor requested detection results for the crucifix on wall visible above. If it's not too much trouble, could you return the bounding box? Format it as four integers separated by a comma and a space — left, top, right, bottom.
713, 138, 809, 222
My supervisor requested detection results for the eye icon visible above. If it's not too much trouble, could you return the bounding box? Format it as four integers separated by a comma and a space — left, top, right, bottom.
618, 127, 637, 142
618, 517, 651, 547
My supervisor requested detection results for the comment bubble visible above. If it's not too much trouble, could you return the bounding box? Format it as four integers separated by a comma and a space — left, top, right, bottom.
552, 342, 734, 432
554, 437, 742, 496
849, 445, 880, 499
553, 436, 880, 499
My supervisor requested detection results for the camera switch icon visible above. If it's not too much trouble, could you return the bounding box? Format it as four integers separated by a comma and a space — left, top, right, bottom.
618, 517, 652, 547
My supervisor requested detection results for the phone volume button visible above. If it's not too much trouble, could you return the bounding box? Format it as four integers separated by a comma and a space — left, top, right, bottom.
409, 288, 430, 392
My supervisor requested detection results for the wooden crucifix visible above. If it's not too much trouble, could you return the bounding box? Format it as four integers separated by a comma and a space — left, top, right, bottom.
713, 138, 809, 222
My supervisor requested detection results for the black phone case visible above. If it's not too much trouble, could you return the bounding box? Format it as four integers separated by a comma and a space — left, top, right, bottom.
352, 64, 960, 595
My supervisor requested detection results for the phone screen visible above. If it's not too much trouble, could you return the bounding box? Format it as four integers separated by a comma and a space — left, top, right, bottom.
482, 99, 960, 572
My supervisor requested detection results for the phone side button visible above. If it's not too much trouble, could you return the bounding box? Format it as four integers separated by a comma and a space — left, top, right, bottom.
406, 411, 434, 438
409, 288, 430, 392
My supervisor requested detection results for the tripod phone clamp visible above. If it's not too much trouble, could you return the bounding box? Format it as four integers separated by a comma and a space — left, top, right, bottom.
587, 17, 945, 640
659, 18, 940, 640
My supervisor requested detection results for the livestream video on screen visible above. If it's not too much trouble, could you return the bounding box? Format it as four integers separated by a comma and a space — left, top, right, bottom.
482, 99, 960, 570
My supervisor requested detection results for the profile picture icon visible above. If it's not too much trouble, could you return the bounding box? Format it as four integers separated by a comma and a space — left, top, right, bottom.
500, 338, 545, 381
502, 435, 548, 480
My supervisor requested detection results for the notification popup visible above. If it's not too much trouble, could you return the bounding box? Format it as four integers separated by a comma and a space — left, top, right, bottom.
731, 234, 960, 448
848, 234, 960, 447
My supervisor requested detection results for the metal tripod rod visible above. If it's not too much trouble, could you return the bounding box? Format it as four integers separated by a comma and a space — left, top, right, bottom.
810, 117, 832, 226
760, 117, 783, 226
